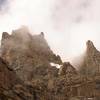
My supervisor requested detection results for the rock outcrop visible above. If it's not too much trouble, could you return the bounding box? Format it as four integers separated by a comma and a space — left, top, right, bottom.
0, 57, 18, 89
0, 57, 35, 100
0, 27, 79, 100
59, 62, 77, 76
1, 27, 62, 81
79, 40, 100, 76
0, 27, 100, 100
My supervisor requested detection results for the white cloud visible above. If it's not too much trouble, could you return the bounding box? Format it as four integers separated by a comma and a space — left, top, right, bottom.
0, 0, 100, 64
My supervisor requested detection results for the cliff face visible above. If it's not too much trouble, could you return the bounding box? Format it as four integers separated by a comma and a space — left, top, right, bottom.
79, 40, 100, 76
1, 27, 100, 100
1, 27, 62, 81
0, 57, 19, 89
59, 62, 77, 76
0, 27, 79, 100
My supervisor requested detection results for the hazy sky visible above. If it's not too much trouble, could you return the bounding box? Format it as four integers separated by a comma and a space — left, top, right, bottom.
0, 0, 100, 63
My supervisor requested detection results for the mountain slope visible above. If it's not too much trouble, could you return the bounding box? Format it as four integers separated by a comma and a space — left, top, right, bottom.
0, 27, 79, 100
0, 57, 19, 89
79, 40, 100, 75
1, 27, 62, 81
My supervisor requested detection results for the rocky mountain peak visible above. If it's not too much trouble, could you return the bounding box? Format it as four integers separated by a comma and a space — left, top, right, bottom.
0, 27, 62, 81
0, 29, 100, 99
2, 32, 10, 40
59, 62, 77, 76
79, 40, 100, 75
40, 32, 44, 37
86, 40, 94, 47
86, 40, 98, 56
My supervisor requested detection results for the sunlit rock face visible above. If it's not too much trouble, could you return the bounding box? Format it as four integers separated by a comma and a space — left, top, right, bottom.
0, 27, 62, 81
79, 40, 100, 76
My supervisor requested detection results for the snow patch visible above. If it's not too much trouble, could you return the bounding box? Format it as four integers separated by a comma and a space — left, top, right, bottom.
50, 62, 62, 69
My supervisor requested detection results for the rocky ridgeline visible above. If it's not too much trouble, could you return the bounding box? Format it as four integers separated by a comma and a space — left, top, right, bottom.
1, 27, 62, 81
0, 27, 100, 100
79, 40, 100, 76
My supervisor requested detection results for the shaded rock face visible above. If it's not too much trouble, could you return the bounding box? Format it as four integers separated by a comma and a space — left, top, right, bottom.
80, 40, 100, 76
0, 57, 36, 100
0, 57, 19, 89
0, 27, 80, 100
59, 62, 77, 76
1, 27, 100, 99
1, 27, 62, 81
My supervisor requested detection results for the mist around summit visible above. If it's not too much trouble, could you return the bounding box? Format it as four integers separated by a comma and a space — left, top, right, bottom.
0, 27, 99, 99
0, 0, 100, 62
0, 0, 100, 100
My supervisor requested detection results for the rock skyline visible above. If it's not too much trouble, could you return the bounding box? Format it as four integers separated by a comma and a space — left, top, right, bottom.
0, 27, 100, 100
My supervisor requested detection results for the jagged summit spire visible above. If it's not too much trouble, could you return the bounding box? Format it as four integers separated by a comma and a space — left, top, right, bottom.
86, 40, 95, 49
86, 40, 98, 55
86, 40, 93, 47
2, 32, 10, 40
79, 40, 100, 75
40, 32, 44, 37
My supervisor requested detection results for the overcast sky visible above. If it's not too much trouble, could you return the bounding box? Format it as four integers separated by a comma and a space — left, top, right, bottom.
0, 0, 100, 63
